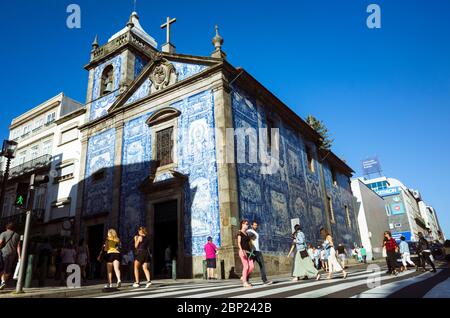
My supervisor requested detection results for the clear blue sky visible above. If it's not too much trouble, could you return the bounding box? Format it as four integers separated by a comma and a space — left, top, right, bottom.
0, 0, 449, 236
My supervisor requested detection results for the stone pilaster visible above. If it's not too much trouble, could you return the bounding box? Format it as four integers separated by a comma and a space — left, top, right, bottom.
74, 132, 89, 240
212, 82, 240, 279
110, 117, 125, 232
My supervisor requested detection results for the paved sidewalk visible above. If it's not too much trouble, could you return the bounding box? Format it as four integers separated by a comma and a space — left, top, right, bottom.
0, 259, 385, 298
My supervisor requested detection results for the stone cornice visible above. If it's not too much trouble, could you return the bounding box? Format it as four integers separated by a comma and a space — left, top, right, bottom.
79, 62, 225, 132
85, 31, 157, 70
54, 108, 86, 126
10, 100, 61, 130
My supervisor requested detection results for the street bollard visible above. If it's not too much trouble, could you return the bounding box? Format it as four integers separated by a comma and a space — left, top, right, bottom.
220, 260, 225, 280
24, 254, 34, 288
202, 260, 207, 280
172, 259, 176, 280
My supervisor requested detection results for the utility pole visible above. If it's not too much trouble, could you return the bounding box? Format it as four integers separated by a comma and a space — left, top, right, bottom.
15, 173, 48, 294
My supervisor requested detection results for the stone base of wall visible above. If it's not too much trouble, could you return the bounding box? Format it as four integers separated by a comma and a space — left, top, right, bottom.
188, 252, 295, 280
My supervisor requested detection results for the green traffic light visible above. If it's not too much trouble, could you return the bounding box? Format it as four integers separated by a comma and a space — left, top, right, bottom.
16, 195, 24, 206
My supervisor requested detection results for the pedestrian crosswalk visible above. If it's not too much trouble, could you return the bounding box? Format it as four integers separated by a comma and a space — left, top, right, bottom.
96, 267, 448, 299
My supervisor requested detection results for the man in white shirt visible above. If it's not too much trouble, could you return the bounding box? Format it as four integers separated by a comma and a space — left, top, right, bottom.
247, 221, 272, 285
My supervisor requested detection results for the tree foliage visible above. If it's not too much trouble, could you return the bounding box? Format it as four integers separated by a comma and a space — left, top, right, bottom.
306, 115, 334, 151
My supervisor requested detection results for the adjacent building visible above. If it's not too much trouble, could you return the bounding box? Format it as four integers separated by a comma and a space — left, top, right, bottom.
351, 179, 389, 261
359, 176, 443, 243
0, 93, 85, 239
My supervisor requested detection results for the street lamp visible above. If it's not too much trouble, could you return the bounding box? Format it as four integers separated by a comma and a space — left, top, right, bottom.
0, 140, 18, 217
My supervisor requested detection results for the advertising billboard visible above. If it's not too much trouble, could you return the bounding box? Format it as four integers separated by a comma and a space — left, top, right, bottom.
392, 231, 412, 242
362, 156, 382, 175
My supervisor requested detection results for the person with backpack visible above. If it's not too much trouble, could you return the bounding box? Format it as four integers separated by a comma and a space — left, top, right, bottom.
288, 224, 321, 281
399, 236, 416, 271
0, 223, 21, 290
417, 232, 436, 273
133, 227, 152, 288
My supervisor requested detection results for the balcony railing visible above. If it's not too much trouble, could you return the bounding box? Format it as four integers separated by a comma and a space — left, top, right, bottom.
9, 154, 52, 178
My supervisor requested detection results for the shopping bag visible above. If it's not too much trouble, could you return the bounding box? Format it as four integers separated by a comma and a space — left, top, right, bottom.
13, 260, 20, 280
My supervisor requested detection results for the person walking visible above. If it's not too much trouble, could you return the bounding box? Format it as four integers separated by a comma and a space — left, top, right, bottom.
133, 227, 152, 288
0, 223, 21, 290
288, 224, 321, 281
360, 246, 367, 264
399, 236, 415, 272
383, 231, 399, 276
336, 243, 348, 269
320, 228, 348, 279
100, 229, 122, 289
76, 239, 90, 283
237, 219, 254, 288
417, 232, 436, 273
320, 247, 328, 272
204, 236, 218, 280
246, 221, 272, 285
312, 246, 321, 269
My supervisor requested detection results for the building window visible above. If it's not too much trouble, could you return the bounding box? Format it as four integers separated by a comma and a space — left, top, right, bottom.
46, 112, 56, 125
42, 140, 53, 155
266, 117, 275, 150
306, 145, 315, 173
345, 205, 351, 228
394, 223, 402, 228
331, 168, 338, 187
55, 163, 75, 183
31, 145, 40, 160
22, 125, 31, 136
60, 127, 79, 145
385, 204, 391, 216
327, 196, 335, 223
100, 65, 114, 96
156, 127, 174, 166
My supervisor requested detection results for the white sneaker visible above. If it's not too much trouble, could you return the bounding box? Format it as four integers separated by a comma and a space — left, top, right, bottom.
104, 284, 111, 289
132, 282, 140, 288
116, 281, 122, 288
0, 282, 6, 290
145, 281, 152, 289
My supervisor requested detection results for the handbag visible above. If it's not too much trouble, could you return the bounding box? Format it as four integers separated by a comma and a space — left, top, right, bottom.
13, 260, 20, 280
246, 249, 257, 260
299, 249, 309, 259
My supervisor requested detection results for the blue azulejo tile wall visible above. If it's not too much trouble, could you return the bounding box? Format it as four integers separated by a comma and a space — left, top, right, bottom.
89, 55, 123, 121
231, 87, 342, 255
119, 90, 220, 256
84, 128, 116, 218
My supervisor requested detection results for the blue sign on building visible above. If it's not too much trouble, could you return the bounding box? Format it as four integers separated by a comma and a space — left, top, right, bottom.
376, 187, 401, 197
392, 231, 412, 242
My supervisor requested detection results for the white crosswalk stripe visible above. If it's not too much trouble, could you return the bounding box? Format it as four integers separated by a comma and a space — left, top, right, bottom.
352, 269, 442, 298
94, 267, 444, 299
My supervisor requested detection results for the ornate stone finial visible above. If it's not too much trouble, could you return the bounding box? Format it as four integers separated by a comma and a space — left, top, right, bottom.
211, 25, 226, 59
127, 12, 136, 29
212, 25, 224, 49
92, 35, 99, 51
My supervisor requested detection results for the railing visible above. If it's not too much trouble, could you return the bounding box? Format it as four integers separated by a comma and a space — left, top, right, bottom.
9, 154, 52, 178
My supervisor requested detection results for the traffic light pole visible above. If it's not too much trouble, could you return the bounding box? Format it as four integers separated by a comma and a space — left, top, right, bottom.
15, 174, 36, 294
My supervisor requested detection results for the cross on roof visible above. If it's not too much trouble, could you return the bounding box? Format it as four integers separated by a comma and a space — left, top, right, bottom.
161, 16, 177, 44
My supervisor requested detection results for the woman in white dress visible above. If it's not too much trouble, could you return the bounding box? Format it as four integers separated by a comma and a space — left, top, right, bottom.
320, 228, 348, 280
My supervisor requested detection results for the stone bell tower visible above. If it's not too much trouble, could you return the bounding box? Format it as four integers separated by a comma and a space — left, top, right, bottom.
84, 12, 159, 121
